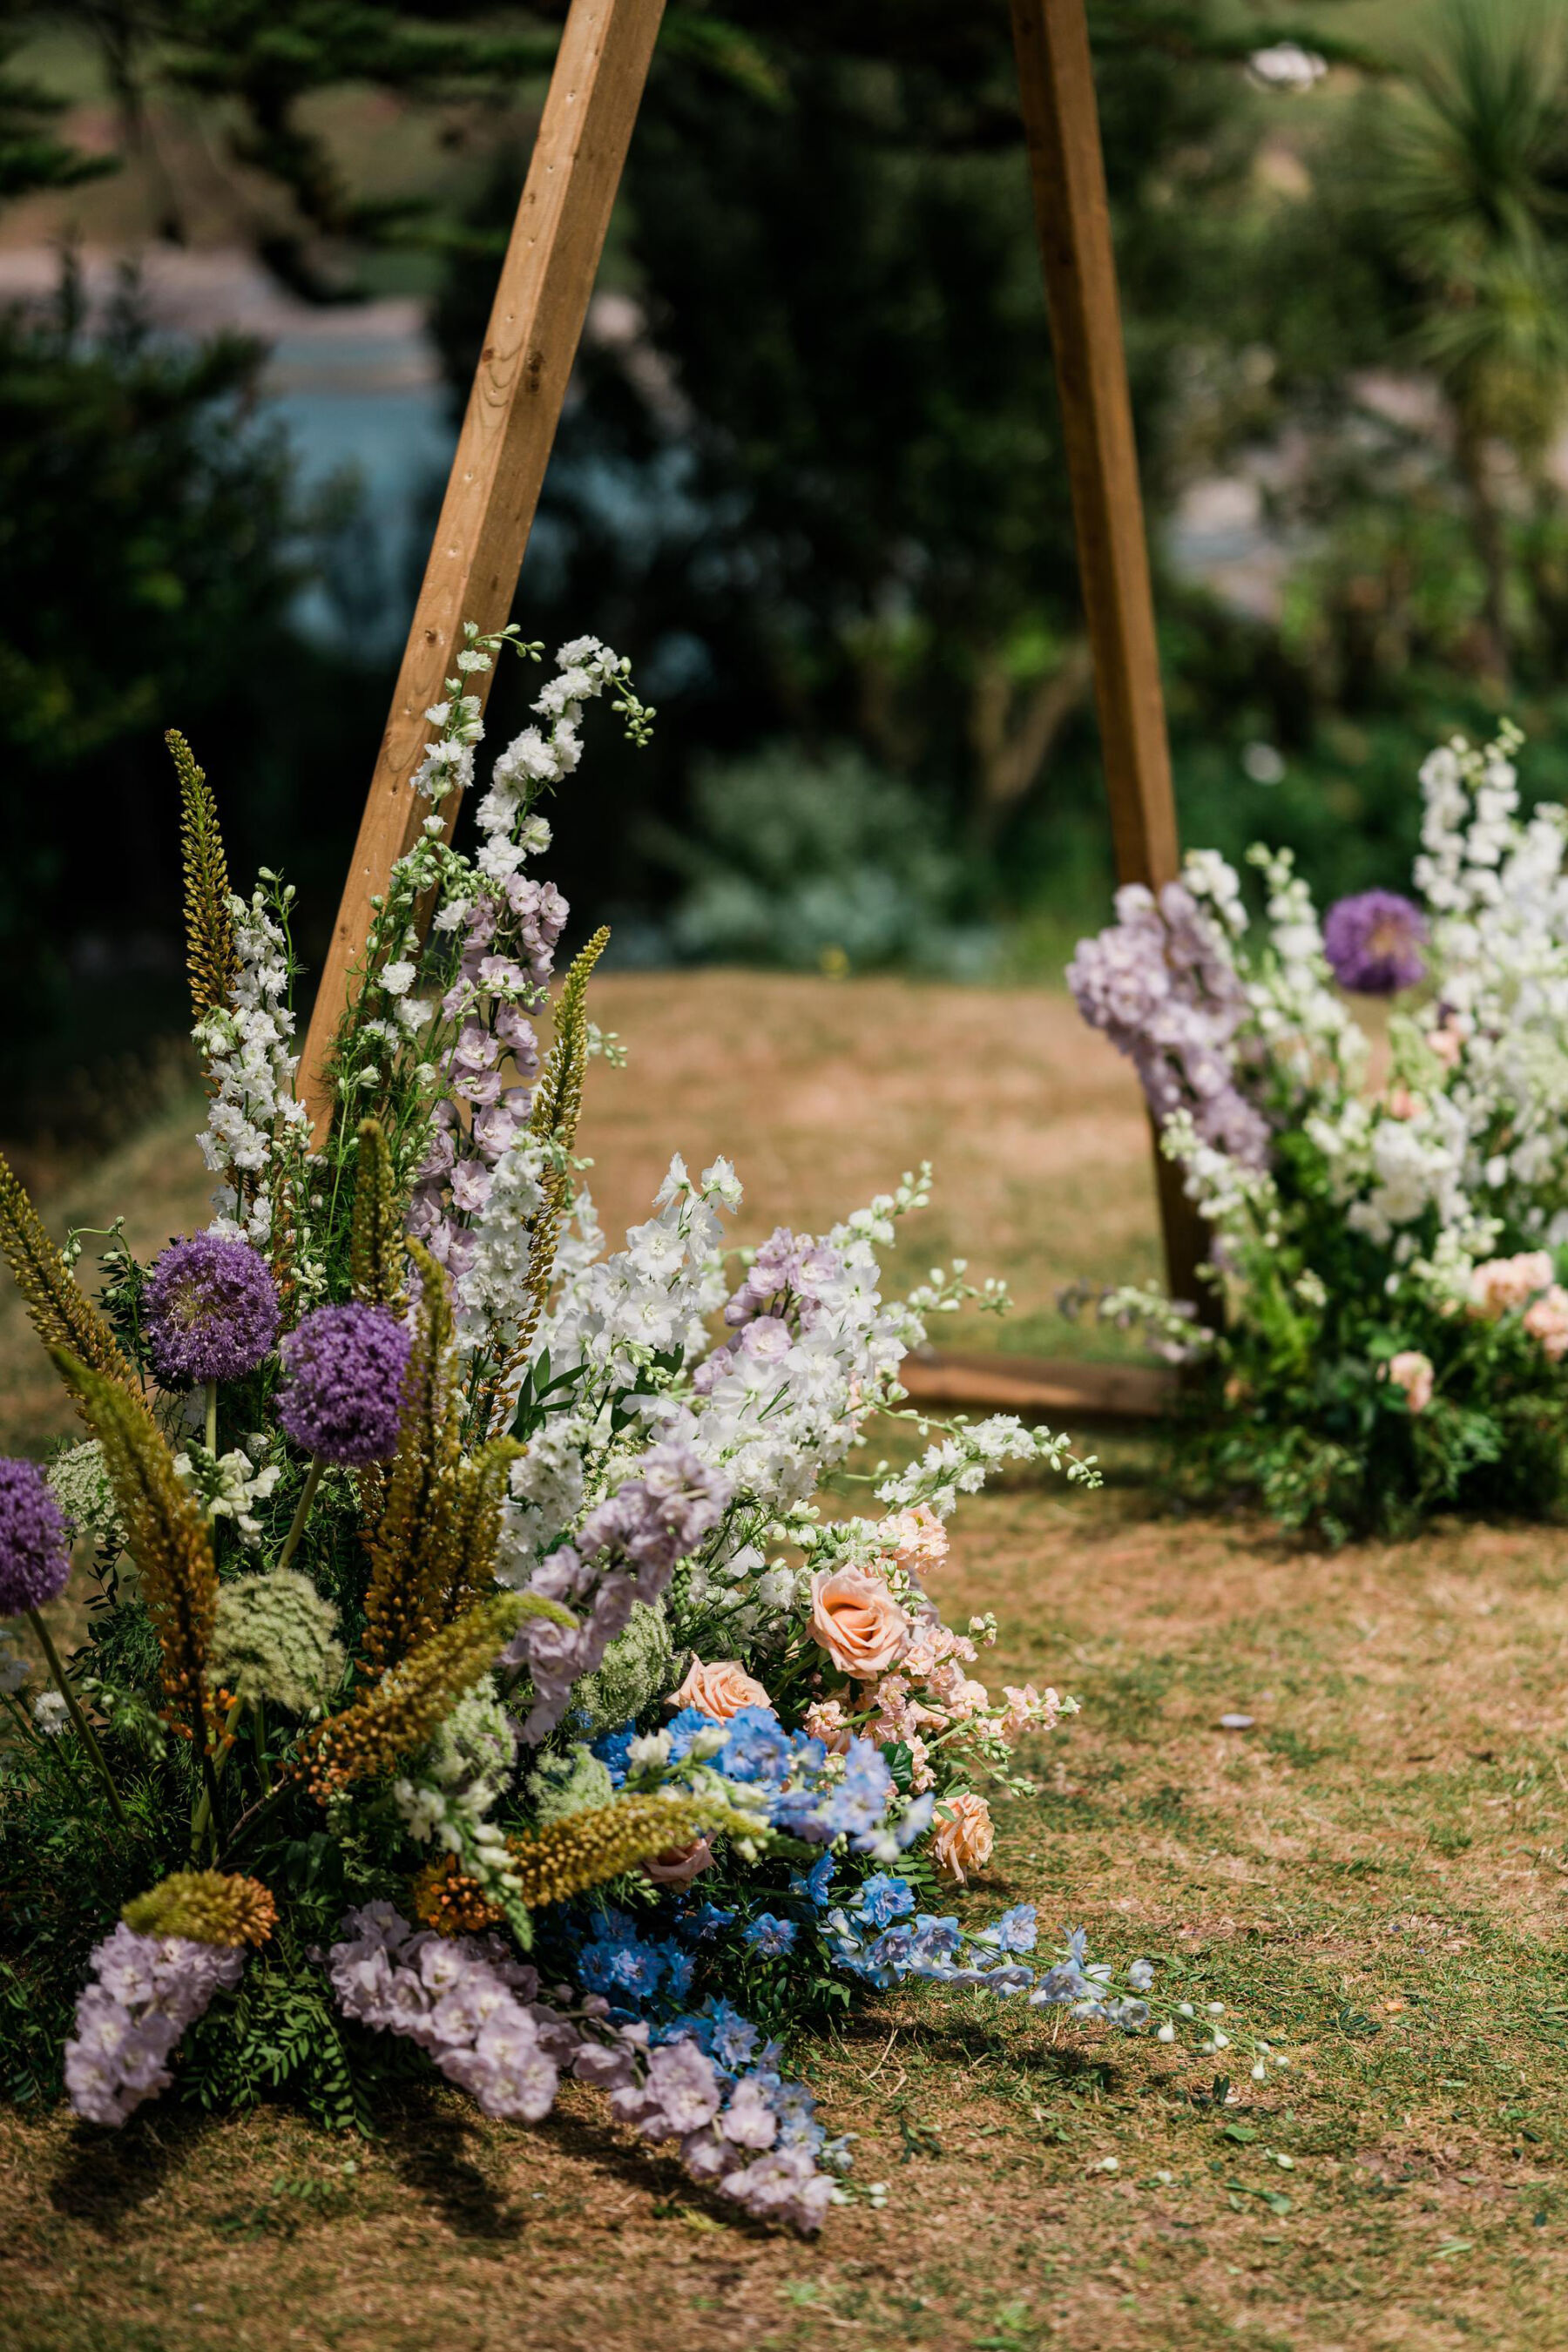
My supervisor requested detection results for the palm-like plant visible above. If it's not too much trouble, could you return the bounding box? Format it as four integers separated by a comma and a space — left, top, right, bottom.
1379, 0, 1568, 677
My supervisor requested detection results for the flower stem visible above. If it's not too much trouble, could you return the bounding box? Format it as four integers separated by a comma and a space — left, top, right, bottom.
276, 1456, 324, 1574
205, 1377, 219, 1456
27, 1608, 130, 1828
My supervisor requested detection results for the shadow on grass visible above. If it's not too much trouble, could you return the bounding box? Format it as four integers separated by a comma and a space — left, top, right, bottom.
378, 2098, 526, 2243
49, 2105, 218, 2236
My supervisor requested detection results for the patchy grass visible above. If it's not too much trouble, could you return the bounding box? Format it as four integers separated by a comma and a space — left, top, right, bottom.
4, 974, 1567, 2349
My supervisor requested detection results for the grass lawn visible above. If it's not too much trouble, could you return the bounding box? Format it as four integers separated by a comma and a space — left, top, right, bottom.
3, 974, 1567, 2351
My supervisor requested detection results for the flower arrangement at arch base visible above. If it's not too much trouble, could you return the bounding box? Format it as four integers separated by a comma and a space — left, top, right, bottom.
1070, 720, 1568, 1541
0, 631, 1251, 2231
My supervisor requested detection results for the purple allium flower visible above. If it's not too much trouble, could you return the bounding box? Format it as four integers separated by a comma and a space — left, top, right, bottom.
1322, 890, 1428, 996
145, 1232, 280, 1386
276, 1303, 412, 1464
0, 1456, 72, 1616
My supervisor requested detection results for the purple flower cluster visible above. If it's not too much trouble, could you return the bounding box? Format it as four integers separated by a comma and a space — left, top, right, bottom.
64, 1923, 244, 2125
693, 1227, 846, 1393
1322, 889, 1428, 996
407, 878, 568, 1280
508, 1440, 731, 1742
277, 1303, 412, 1464
145, 1232, 280, 1386
609, 2026, 835, 2232
0, 1456, 71, 1616
1068, 882, 1270, 1167
328, 1902, 560, 2119
328, 1905, 835, 2231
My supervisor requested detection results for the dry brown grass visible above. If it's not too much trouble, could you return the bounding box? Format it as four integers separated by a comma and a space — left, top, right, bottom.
4, 975, 1568, 2352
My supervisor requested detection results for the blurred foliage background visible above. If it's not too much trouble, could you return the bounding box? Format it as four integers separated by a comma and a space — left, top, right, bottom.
6, 0, 1568, 1139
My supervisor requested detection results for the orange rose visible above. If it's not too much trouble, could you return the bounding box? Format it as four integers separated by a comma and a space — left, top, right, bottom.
932, 1791, 994, 1885
808, 1565, 909, 1680
670, 1658, 772, 1720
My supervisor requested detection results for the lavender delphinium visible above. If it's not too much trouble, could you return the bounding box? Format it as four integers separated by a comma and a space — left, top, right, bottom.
0, 1456, 71, 1616
277, 1304, 412, 1465
507, 1439, 731, 1741
1321, 889, 1428, 996
328, 1907, 837, 2231
64, 1923, 245, 2125
145, 1232, 280, 1386
1068, 879, 1269, 1168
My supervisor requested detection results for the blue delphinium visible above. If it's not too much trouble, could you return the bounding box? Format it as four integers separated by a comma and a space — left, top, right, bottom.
854, 1872, 915, 1929
744, 1912, 798, 1957
788, 1854, 835, 1909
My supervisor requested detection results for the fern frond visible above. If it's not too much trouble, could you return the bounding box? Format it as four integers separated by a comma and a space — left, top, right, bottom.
306, 1591, 569, 1798
361, 1239, 461, 1671
349, 1119, 405, 1314
168, 729, 237, 1024
1, 1154, 141, 1423
56, 1351, 218, 1734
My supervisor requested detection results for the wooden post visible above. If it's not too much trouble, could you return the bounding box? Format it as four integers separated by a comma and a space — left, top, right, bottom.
299, 0, 666, 1140
1009, 0, 1206, 1311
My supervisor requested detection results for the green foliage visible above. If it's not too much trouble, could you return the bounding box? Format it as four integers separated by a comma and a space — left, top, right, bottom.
179, 1922, 382, 2132
651, 742, 989, 975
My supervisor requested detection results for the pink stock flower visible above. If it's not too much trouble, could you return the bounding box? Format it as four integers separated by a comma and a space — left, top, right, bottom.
881, 1503, 949, 1580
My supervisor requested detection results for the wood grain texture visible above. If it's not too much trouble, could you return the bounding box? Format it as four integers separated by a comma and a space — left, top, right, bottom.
300, 0, 666, 1139
1010, 0, 1207, 1310
902, 1348, 1175, 1422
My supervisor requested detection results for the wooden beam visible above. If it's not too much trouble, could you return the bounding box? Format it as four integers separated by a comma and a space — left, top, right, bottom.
902, 1348, 1174, 1423
299, 0, 666, 1140
1009, 0, 1206, 1314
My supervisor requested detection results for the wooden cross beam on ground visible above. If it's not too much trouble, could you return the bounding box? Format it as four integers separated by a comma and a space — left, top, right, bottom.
299, 0, 1193, 1421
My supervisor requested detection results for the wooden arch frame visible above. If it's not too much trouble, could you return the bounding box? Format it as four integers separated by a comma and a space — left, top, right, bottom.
299, 0, 1200, 1414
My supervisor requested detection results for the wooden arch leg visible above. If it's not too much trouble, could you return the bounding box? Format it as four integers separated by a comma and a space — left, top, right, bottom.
1009, 0, 1209, 1315
299, 0, 666, 1140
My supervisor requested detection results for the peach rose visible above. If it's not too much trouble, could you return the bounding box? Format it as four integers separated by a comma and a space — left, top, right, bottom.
1524, 1284, 1568, 1362
670, 1657, 772, 1720
643, 1837, 714, 1889
1384, 1349, 1435, 1414
1428, 1024, 1463, 1069
1385, 1085, 1423, 1121
932, 1791, 994, 1885
808, 1565, 909, 1680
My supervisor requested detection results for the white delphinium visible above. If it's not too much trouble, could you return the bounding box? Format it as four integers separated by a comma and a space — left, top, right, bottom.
194, 878, 322, 1294
453, 1132, 552, 1359
875, 1416, 1100, 1517
1161, 1107, 1281, 1257
1243, 844, 1368, 1098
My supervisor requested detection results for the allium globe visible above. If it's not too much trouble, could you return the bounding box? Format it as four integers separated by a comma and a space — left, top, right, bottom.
0, 1456, 72, 1616
145, 1232, 280, 1385
277, 1302, 412, 1463
1321, 890, 1428, 996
